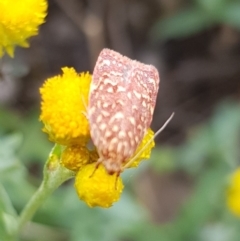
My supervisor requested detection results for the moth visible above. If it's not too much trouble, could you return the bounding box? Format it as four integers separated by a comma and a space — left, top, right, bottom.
88, 48, 160, 175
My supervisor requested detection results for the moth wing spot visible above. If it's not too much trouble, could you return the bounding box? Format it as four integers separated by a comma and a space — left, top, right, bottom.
88, 106, 96, 116
128, 131, 133, 139
133, 90, 142, 99
127, 92, 132, 99
142, 101, 147, 107
132, 105, 138, 111
107, 86, 114, 93
130, 140, 135, 147
123, 141, 132, 157
128, 116, 136, 126
116, 99, 125, 106
99, 85, 104, 91
109, 112, 125, 124
103, 59, 111, 66
117, 86, 125, 92
100, 123, 107, 131
105, 130, 112, 138
109, 137, 118, 151
97, 100, 102, 108
102, 102, 110, 108
111, 102, 116, 109
112, 125, 119, 132
137, 124, 143, 131
102, 110, 111, 117
118, 131, 126, 139
117, 142, 123, 153
96, 115, 103, 123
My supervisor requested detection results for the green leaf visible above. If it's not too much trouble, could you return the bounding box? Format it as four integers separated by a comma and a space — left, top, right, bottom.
151, 8, 213, 40
222, 2, 240, 28
71, 191, 148, 241
0, 133, 23, 177
171, 167, 228, 240
0, 212, 13, 241
1, 164, 39, 215
198, 222, 235, 241
0, 183, 17, 217
17, 110, 52, 165
0, 107, 52, 166
28, 180, 148, 241
20, 222, 68, 241
176, 101, 240, 174
208, 101, 240, 168
150, 147, 176, 173
0, 184, 18, 241
124, 222, 174, 241
1, 212, 17, 239
176, 125, 214, 175
0, 107, 22, 132
196, 0, 227, 16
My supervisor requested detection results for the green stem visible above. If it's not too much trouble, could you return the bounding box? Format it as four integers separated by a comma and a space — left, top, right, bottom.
16, 182, 53, 233
14, 144, 75, 237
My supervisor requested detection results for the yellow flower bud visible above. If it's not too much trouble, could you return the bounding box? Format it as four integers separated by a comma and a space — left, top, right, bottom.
40, 67, 91, 146
227, 168, 240, 216
75, 163, 124, 208
128, 128, 155, 168
61, 145, 90, 172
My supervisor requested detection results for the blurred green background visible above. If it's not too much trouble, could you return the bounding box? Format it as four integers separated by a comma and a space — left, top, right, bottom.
1, 0, 240, 240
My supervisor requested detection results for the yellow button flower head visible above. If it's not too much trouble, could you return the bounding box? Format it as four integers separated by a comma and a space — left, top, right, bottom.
75, 163, 124, 208
73, 130, 153, 208
227, 168, 240, 216
40, 67, 91, 146
127, 128, 155, 168
0, 0, 48, 57
61, 145, 90, 172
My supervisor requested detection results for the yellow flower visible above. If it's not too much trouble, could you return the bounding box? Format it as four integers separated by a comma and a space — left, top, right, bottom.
127, 128, 155, 168
75, 163, 124, 208
61, 145, 90, 172
227, 168, 240, 216
0, 0, 48, 57
40, 67, 91, 146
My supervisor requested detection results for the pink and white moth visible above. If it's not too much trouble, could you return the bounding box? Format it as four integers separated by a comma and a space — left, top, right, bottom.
88, 48, 160, 175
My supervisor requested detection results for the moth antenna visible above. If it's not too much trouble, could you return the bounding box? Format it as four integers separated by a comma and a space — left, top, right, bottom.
122, 112, 175, 170
81, 94, 88, 119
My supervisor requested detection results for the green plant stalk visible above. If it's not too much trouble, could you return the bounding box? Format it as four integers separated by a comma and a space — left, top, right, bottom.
16, 182, 54, 233
14, 144, 75, 237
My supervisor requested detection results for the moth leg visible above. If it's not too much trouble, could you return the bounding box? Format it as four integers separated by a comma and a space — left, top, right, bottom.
114, 171, 121, 190
89, 157, 103, 178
